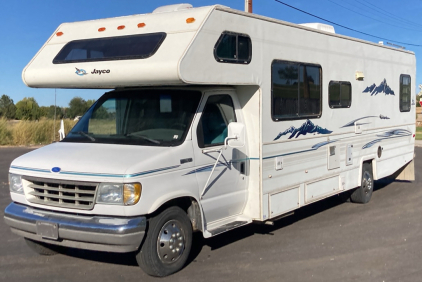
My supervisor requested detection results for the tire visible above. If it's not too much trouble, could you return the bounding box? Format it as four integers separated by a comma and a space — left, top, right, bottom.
25, 238, 60, 256
351, 162, 374, 204
136, 206, 193, 277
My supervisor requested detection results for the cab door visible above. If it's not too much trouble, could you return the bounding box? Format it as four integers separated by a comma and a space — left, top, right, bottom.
192, 91, 248, 224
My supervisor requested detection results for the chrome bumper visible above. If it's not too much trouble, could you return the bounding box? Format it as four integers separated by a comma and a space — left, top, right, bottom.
4, 202, 146, 253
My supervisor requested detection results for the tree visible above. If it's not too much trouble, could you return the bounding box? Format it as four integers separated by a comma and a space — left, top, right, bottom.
86, 99, 96, 109
15, 97, 40, 120
68, 97, 89, 119
39, 106, 49, 118
48, 105, 63, 119
0, 94, 16, 119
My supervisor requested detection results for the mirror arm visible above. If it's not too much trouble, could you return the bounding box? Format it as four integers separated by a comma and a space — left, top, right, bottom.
224, 135, 238, 149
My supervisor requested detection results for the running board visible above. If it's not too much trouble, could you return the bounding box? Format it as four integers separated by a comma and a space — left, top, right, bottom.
207, 220, 249, 236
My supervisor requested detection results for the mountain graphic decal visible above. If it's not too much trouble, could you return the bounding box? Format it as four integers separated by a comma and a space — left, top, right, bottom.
274, 120, 332, 140
363, 79, 395, 96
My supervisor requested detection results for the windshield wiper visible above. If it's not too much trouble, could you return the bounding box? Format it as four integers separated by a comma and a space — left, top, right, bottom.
126, 133, 161, 144
77, 131, 96, 141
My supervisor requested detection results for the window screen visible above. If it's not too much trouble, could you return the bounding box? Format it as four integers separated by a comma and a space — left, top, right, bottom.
214, 31, 252, 64
329, 81, 351, 108
272, 60, 322, 120
197, 95, 237, 148
400, 74, 411, 112
53, 33, 166, 64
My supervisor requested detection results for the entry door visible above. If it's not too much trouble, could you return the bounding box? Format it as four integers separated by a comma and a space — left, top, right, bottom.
192, 92, 248, 224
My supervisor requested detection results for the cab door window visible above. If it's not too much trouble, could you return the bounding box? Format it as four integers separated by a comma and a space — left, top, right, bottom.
197, 95, 237, 148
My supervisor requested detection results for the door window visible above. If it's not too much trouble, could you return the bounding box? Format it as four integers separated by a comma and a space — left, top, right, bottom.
197, 95, 237, 148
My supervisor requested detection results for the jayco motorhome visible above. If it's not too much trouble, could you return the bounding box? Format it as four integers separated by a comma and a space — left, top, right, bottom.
4, 3, 415, 277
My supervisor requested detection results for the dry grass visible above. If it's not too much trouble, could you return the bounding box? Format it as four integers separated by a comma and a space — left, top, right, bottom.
89, 119, 116, 135
0, 118, 13, 145
1, 118, 77, 146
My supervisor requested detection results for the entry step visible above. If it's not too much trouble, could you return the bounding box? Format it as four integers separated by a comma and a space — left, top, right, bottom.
208, 221, 249, 236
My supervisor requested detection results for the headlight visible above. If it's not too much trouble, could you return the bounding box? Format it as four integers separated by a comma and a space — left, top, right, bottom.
97, 182, 142, 206
9, 174, 24, 194
97, 183, 123, 204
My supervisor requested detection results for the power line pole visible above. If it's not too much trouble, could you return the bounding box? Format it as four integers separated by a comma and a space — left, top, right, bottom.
54, 89, 57, 142
245, 0, 252, 13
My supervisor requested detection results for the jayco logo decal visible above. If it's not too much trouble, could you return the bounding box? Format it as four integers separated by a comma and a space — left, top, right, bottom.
91, 69, 110, 75
74, 68, 111, 76
75, 67, 87, 76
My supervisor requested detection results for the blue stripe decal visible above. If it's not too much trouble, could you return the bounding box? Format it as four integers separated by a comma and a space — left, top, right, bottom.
341, 115, 390, 128
263, 140, 338, 160
10, 166, 50, 174
10, 165, 180, 178
362, 129, 411, 149
341, 116, 377, 128
184, 157, 259, 175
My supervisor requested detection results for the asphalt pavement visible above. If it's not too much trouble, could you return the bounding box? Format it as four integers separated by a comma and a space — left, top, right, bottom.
0, 146, 422, 282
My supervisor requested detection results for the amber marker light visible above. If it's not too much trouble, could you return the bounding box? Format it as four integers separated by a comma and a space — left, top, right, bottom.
56, 32, 63, 36
123, 183, 142, 206
137, 23, 146, 28
186, 17, 195, 23
98, 27, 106, 32
117, 25, 125, 30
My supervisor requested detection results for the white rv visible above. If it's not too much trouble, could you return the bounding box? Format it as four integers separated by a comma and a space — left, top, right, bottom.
4, 3, 415, 277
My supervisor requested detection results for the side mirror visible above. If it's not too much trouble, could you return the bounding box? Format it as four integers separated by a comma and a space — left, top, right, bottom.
226, 122, 245, 148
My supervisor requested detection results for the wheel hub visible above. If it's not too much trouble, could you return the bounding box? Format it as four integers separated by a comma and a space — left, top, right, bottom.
157, 220, 186, 264
362, 171, 372, 194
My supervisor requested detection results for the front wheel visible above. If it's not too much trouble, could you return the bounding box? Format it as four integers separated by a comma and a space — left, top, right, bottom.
136, 206, 193, 277
350, 162, 374, 204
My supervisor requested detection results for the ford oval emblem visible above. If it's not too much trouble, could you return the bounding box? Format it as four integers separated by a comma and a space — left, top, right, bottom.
51, 167, 61, 173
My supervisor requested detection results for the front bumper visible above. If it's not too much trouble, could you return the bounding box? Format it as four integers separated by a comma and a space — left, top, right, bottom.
4, 202, 146, 253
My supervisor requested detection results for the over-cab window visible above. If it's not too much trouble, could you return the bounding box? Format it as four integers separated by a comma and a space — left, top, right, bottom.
214, 31, 252, 64
400, 74, 411, 112
53, 33, 166, 64
329, 81, 351, 108
271, 60, 322, 120
197, 95, 237, 148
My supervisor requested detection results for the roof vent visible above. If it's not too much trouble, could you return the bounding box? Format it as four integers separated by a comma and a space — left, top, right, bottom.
299, 23, 335, 34
153, 3, 193, 13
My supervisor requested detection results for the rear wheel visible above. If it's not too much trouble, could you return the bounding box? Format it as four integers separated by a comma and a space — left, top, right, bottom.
25, 238, 60, 256
351, 162, 373, 204
136, 206, 192, 277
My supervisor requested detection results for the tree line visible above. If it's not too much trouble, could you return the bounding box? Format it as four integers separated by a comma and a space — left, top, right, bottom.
0, 95, 96, 120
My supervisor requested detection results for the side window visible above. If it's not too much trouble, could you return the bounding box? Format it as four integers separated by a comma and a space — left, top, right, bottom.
329, 81, 351, 108
272, 60, 322, 120
400, 75, 411, 112
197, 95, 237, 148
214, 31, 252, 64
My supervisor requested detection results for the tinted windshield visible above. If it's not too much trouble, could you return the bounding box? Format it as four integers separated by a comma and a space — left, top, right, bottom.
63, 90, 202, 146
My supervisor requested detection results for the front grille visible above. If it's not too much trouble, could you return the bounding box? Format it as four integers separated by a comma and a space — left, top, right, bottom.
24, 177, 98, 210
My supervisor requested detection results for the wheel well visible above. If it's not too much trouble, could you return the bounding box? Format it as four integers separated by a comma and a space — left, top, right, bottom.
150, 197, 203, 232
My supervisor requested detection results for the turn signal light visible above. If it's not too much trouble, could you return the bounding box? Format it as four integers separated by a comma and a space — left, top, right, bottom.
98, 27, 106, 32
186, 17, 195, 23
117, 25, 125, 30
56, 32, 63, 36
137, 23, 146, 28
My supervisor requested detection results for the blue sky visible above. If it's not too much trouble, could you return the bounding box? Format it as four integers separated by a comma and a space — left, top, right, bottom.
1, 0, 421, 107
